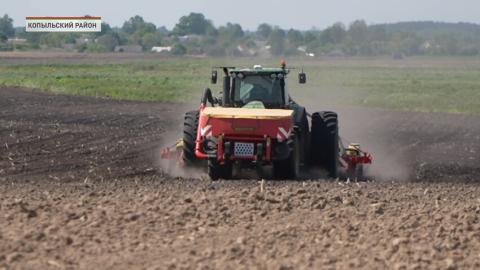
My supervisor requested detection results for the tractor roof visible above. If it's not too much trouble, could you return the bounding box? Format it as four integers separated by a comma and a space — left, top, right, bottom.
229, 66, 289, 75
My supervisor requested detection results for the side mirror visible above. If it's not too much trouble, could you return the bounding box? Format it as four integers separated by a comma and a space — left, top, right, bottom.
211, 70, 218, 84
298, 72, 307, 84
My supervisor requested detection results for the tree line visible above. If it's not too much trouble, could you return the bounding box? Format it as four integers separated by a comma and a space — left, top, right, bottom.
1, 13, 480, 56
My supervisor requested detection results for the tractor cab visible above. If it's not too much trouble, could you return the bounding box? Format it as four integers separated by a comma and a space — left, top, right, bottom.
229, 66, 289, 109
210, 62, 306, 110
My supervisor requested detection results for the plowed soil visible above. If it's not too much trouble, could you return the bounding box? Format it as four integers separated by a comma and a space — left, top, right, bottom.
1, 86, 480, 270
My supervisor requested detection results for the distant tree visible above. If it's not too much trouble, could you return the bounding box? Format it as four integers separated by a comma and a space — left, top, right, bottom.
173, 13, 215, 36
217, 23, 244, 55
0, 14, 15, 38
218, 23, 244, 45
458, 45, 479, 56
369, 26, 387, 42
39, 33, 64, 48
268, 27, 286, 56
86, 43, 109, 53
122, 16, 140, 34
142, 32, 163, 49
17, 31, 43, 48
172, 43, 187, 55
348, 20, 368, 44
304, 30, 319, 44
286, 29, 303, 46
388, 31, 423, 55
157, 26, 169, 34
257, 23, 272, 40
122, 15, 156, 35
205, 25, 218, 36
435, 33, 459, 55
402, 33, 423, 55
75, 43, 87, 52
367, 26, 388, 55
114, 31, 128, 46
97, 32, 120, 51
320, 23, 346, 44
6, 12, 480, 57
63, 33, 79, 44
343, 20, 369, 55
93, 22, 113, 38
14, 26, 24, 35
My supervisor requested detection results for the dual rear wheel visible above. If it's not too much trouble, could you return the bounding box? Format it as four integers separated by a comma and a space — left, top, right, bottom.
310, 111, 339, 178
273, 111, 339, 180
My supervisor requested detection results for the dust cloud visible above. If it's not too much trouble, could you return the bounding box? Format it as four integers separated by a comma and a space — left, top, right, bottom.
154, 112, 207, 179
297, 87, 411, 181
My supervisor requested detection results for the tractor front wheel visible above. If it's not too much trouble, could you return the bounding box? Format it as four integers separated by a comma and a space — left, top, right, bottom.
183, 110, 200, 166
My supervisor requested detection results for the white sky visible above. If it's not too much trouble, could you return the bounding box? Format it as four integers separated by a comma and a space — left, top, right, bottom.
4, 0, 480, 30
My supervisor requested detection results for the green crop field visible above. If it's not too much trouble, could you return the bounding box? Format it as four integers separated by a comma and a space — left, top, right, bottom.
1, 55, 480, 113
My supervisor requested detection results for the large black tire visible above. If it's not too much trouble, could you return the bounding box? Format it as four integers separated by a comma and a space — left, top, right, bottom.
183, 110, 200, 166
273, 135, 300, 179
289, 105, 310, 166
299, 112, 310, 167
310, 111, 339, 178
208, 159, 232, 180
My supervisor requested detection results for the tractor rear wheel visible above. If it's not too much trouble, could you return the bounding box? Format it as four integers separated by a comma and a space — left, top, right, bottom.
310, 111, 339, 178
183, 110, 200, 166
208, 159, 232, 180
273, 135, 300, 179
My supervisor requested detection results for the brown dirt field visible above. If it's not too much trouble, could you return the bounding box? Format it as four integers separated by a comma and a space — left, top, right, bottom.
1, 86, 480, 269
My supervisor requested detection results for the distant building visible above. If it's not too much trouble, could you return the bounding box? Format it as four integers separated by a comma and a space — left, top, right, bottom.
252, 41, 272, 58
75, 36, 91, 44
422, 41, 432, 50
114, 45, 143, 53
7, 38, 27, 45
151, 46, 172, 53
2, 38, 27, 51
236, 45, 256, 57
178, 35, 204, 42
297, 46, 315, 57
421, 41, 440, 51
297, 46, 307, 53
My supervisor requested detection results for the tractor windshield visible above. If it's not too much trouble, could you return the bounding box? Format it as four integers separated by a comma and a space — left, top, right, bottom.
232, 74, 285, 108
